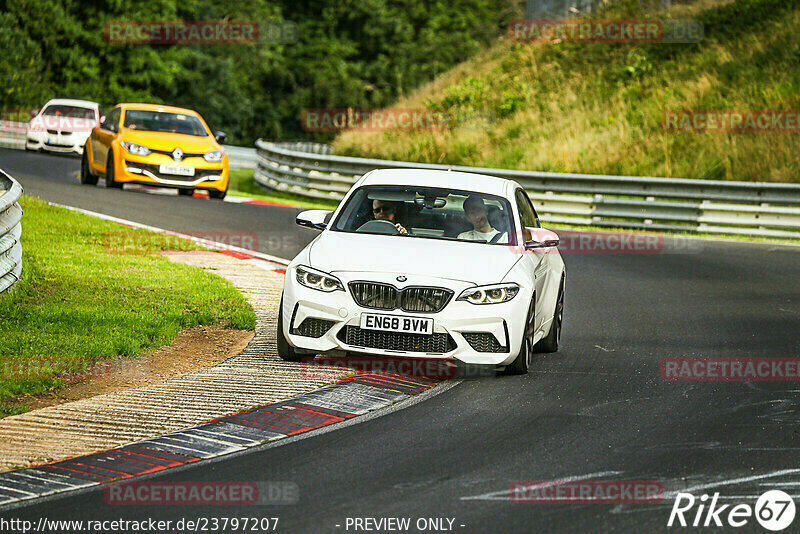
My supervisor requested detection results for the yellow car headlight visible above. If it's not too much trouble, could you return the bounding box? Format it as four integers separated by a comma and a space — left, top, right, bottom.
203, 150, 225, 162
120, 141, 151, 156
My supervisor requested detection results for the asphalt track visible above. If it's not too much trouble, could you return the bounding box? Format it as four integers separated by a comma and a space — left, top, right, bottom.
2, 147, 800, 533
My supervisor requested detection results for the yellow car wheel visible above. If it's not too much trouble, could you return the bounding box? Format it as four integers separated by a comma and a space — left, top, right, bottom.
105, 154, 123, 189
80, 150, 98, 186
209, 186, 227, 200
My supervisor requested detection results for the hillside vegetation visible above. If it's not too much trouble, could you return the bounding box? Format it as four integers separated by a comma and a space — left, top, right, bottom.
1, 0, 518, 144
334, 0, 800, 181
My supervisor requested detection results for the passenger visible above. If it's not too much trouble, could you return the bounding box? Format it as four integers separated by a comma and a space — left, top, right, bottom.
458, 195, 507, 243
372, 199, 408, 234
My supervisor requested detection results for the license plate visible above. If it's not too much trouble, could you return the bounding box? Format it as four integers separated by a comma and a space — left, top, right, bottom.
360, 313, 433, 335
159, 164, 195, 176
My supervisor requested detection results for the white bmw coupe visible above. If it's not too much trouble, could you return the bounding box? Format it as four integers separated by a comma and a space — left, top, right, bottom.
278, 169, 565, 374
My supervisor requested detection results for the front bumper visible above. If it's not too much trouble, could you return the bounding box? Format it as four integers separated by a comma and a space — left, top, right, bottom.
115, 152, 229, 191
26, 131, 87, 154
282, 270, 529, 366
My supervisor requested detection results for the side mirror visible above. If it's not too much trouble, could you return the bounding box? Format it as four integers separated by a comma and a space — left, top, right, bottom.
214, 131, 227, 143
523, 227, 559, 250
296, 209, 332, 231
99, 115, 106, 124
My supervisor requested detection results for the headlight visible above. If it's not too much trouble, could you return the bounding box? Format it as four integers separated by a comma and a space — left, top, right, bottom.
120, 141, 151, 156
296, 265, 344, 292
457, 283, 520, 304
203, 150, 225, 162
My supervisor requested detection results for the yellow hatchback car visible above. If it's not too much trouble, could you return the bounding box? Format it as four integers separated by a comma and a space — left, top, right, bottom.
81, 103, 229, 198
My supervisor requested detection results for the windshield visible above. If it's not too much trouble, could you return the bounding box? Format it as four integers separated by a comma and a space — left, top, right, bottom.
332, 185, 516, 245
123, 110, 208, 136
41, 105, 96, 120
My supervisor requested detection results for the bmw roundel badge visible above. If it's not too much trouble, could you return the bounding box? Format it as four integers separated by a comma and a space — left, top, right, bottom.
396, 275, 407, 282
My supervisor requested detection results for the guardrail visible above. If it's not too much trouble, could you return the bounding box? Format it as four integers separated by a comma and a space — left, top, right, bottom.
0, 169, 23, 295
0, 122, 256, 169
254, 139, 800, 239
0, 122, 26, 150
223, 145, 258, 170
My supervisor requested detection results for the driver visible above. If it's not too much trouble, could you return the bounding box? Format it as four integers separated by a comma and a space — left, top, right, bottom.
458, 195, 507, 243
372, 200, 408, 234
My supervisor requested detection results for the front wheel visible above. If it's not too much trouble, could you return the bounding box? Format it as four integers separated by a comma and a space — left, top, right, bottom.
535, 276, 564, 353
277, 296, 302, 362
209, 186, 227, 200
505, 299, 535, 375
105, 153, 123, 189
80, 149, 98, 185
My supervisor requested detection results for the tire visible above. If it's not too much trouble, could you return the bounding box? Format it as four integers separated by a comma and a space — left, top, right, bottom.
209, 186, 227, 200
105, 153, 123, 189
277, 296, 302, 362
80, 149, 98, 185
178, 188, 194, 196
535, 275, 564, 353
505, 297, 536, 375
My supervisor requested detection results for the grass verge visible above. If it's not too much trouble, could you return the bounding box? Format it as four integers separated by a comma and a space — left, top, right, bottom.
0, 196, 256, 417
333, 0, 800, 181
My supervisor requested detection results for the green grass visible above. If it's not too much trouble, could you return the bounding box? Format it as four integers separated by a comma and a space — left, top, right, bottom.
228, 169, 340, 211
0, 196, 256, 416
333, 0, 800, 182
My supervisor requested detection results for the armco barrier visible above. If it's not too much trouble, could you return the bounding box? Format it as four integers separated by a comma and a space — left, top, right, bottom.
0, 169, 23, 295
254, 139, 800, 239
0, 121, 26, 150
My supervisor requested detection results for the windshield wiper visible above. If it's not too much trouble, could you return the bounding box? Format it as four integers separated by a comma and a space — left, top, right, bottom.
403, 234, 487, 243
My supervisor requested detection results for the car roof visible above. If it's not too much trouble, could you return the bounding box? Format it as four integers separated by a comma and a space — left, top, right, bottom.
43, 99, 99, 109
359, 168, 518, 197
117, 103, 201, 116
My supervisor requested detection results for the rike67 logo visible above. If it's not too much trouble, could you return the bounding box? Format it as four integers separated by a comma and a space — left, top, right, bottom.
668, 490, 796, 531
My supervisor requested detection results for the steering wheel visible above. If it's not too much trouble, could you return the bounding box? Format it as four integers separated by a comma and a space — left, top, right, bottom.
355, 219, 401, 235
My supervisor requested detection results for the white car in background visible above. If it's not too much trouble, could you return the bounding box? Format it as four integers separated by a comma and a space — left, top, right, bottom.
26, 99, 101, 155
278, 169, 566, 375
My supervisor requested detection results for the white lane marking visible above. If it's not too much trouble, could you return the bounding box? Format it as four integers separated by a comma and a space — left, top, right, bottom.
663, 469, 800, 499
47, 201, 290, 267
612, 494, 800, 515
0, 483, 36, 497
459, 470, 622, 501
